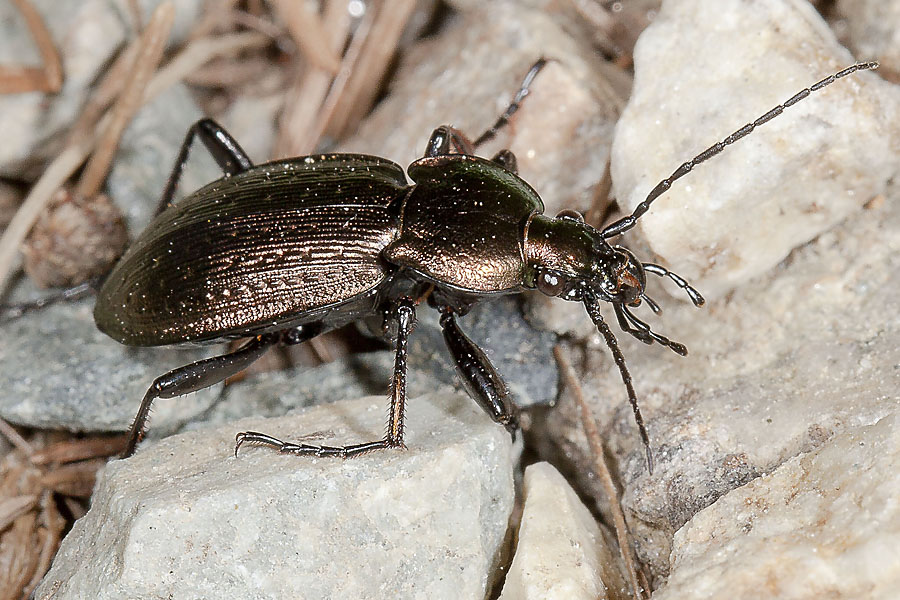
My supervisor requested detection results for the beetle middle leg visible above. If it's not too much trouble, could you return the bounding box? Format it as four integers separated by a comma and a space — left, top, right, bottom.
234, 298, 418, 458
121, 331, 282, 458
438, 307, 518, 436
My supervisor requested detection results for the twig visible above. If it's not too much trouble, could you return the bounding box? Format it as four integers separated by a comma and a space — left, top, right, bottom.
0, 0, 62, 94
322, 0, 418, 140
144, 31, 270, 102
554, 345, 645, 600
0, 30, 270, 296
75, 1, 175, 199
274, 0, 352, 157
270, 0, 341, 73
0, 418, 34, 456
0, 495, 37, 532
0, 127, 97, 294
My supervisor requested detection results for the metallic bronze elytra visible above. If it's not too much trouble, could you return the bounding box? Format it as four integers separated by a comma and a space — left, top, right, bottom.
86, 58, 878, 471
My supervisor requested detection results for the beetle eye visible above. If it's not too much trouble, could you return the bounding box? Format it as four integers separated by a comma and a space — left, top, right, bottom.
536, 271, 567, 296
556, 209, 584, 222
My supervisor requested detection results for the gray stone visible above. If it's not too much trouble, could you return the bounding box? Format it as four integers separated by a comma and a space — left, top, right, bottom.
610, 0, 900, 301
653, 413, 900, 600
412, 297, 559, 408
499, 462, 631, 600
534, 0, 900, 582
35, 391, 516, 600
0, 295, 221, 434
540, 176, 900, 582
192, 296, 559, 434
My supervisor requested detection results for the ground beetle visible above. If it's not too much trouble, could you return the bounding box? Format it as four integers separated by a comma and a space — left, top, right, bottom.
88, 58, 878, 471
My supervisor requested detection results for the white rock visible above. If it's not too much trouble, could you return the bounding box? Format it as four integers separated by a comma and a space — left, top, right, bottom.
498, 462, 631, 600
541, 173, 900, 580
653, 413, 900, 600
611, 0, 900, 300
35, 391, 516, 600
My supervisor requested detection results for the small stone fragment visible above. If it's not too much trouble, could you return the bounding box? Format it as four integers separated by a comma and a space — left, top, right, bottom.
499, 462, 631, 600
35, 391, 516, 600
653, 414, 900, 600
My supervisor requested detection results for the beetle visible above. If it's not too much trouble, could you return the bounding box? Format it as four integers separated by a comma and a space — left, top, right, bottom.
87, 58, 879, 471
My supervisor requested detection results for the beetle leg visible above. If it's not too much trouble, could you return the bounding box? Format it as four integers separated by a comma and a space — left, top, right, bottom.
438, 307, 519, 437
424, 125, 476, 157
1, 278, 98, 322
490, 149, 518, 174
472, 57, 548, 148
121, 332, 279, 458
156, 118, 253, 215
234, 298, 418, 458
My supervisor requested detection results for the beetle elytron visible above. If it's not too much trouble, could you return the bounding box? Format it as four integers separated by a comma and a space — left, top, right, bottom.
91, 59, 878, 471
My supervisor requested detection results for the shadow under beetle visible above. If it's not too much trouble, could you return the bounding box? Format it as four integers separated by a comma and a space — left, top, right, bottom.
91, 58, 878, 471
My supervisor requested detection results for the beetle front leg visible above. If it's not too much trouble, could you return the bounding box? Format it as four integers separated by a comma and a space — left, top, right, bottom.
122, 332, 279, 458
438, 307, 519, 437
234, 298, 417, 458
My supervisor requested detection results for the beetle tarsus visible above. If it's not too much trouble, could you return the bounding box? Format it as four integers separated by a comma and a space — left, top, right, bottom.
234, 432, 398, 458
235, 299, 418, 460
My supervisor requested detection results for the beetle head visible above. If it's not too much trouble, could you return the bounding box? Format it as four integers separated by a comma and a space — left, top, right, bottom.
525, 210, 647, 306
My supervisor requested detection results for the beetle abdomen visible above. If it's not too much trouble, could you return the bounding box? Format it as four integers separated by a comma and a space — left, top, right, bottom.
95, 155, 407, 346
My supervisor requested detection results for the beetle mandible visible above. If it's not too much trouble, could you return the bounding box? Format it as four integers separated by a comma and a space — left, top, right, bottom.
92, 58, 878, 472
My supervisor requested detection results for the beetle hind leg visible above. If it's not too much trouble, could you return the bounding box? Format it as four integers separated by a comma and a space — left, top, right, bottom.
121, 332, 280, 458
234, 299, 417, 459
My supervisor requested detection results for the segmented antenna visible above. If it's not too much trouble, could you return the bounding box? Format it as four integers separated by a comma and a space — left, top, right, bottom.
601, 61, 880, 239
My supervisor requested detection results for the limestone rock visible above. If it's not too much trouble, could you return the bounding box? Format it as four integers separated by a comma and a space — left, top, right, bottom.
499, 462, 631, 600
36, 391, 517, 599
653, 414, 900, 600
611, 0, 899, 300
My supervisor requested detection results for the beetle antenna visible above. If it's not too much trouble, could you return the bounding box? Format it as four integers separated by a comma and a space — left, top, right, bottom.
601, 61, 880, 239
643, 263, 705, 307
472, 57, 550, 148
583, 290, 654, 473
